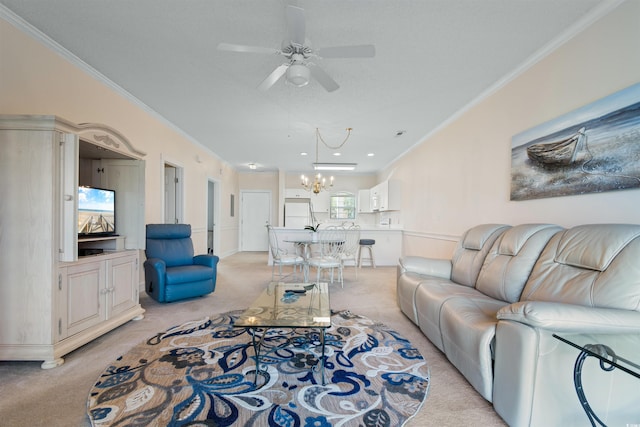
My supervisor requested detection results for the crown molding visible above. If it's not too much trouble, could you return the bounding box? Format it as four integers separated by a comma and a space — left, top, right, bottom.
386, 0, 627, 172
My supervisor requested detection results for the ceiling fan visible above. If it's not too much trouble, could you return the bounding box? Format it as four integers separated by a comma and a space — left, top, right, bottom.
217, 5, 375, 92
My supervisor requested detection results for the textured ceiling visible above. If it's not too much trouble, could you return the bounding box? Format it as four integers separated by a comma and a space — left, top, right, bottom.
0, 0, 611, 174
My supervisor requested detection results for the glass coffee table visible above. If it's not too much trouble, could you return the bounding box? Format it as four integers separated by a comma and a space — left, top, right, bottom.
234, 282, 331, 386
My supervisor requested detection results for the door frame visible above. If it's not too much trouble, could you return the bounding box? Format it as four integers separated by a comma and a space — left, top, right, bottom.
207, 177, 221, 255
239, 190, 272, 251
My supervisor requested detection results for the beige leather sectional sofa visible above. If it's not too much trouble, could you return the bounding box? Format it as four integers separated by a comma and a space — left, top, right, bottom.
397, 223, 640, 426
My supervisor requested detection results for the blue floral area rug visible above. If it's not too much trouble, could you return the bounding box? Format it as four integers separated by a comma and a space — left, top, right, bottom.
87, 310, 430, 426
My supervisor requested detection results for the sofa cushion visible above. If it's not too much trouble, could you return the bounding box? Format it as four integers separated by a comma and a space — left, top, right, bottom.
439, 295, 509, 401
475, 224, 563, 303
555, 223, 640, 271
414, 279, 484, 351
521, 224, 640, 311
450, 224, 510, 287
165, 265, 214, 285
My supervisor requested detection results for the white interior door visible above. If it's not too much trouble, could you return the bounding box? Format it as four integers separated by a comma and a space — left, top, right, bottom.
240, 191, 271, 251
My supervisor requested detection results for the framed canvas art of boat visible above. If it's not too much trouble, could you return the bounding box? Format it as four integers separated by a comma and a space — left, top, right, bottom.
511, 82, 640, 201
526, 127, 586, 166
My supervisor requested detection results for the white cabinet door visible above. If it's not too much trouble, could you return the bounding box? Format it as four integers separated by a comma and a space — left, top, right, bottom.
370, 184, 381, 211
59, 132, 79, 262
285, 188, 309, 198
370, 180, 401, 211
0, 126, 58, 347
358, 230, 402, 266
96, 159, 146, 250
358, 189, 372, 213
378, 183, 390, 211
107, 252, 139, 318
60, 260, 106, 339
311, 191, 330, 213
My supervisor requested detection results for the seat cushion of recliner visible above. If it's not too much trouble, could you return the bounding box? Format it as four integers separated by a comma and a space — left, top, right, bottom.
414, 279, 484, 351
439, 295, 510, 402
165, 265, 214, 285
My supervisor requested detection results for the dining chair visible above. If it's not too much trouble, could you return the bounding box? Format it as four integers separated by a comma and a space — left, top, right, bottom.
340, 225, 361, 279
307, 228, 347, 287
267, 225, 305, 282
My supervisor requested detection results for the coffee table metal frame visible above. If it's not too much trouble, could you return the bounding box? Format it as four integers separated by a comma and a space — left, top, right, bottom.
234, 282, 331, 386
553, 334, 640, 427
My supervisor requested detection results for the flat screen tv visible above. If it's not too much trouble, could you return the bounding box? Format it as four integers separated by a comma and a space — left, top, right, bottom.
78, 186, 116, 237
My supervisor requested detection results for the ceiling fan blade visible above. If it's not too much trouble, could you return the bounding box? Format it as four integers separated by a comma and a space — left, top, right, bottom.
317, 44, 376, 58
258, 64, 289, 91
309, 65, 339, 92
286, 5, 306, 46
217, 42, 280, 55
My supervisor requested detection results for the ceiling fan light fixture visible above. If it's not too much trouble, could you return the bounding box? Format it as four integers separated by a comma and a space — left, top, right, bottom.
286, 64, 310, 87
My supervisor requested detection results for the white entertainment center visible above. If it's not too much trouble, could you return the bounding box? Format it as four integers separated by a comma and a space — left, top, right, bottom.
0, 115, 146, 368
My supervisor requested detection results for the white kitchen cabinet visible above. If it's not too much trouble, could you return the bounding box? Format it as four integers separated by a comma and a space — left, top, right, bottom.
358, 189, 373, 213
0, 115, 145, 369
310, 191, 330, 213
358, 229, 402, 266
370, 180, 401, 212
285, 188, 310, 199
285, 188, 330, 213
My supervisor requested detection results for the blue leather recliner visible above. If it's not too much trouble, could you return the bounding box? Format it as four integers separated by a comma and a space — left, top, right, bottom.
144, 224, 219, 303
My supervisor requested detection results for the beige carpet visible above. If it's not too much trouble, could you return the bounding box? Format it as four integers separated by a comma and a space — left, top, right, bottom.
0, 252, 506, 426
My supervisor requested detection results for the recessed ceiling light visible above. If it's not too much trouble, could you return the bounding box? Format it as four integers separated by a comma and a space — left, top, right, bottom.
367, 153, 375, 157
333, 152, 341, 156
300, 152, 308, 156
248, 163, 257, 170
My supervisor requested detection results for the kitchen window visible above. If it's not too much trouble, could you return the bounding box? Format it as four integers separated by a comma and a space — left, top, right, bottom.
330, 192, 356, 220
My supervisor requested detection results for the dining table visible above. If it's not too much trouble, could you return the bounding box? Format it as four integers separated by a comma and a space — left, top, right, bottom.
284, 237, 345, 282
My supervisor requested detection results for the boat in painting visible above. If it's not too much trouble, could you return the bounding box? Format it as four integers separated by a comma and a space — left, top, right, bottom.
527, 127, 587, 165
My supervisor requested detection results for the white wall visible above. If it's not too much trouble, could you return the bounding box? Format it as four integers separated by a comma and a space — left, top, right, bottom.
386, 0, 640, 259
0, 15, 240, 257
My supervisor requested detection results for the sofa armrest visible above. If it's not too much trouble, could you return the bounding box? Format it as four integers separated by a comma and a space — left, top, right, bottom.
398, 256, 452, 279
143, 257, 166, 302
497, 301, 640, 334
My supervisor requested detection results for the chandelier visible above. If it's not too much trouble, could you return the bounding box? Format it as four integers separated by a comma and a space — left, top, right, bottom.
301, 128, 353, 194
301, 173, 333, 194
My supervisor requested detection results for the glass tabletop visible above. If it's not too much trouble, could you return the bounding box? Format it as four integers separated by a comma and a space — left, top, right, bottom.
234, 282, 331, 328
553, 334, 640, 379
